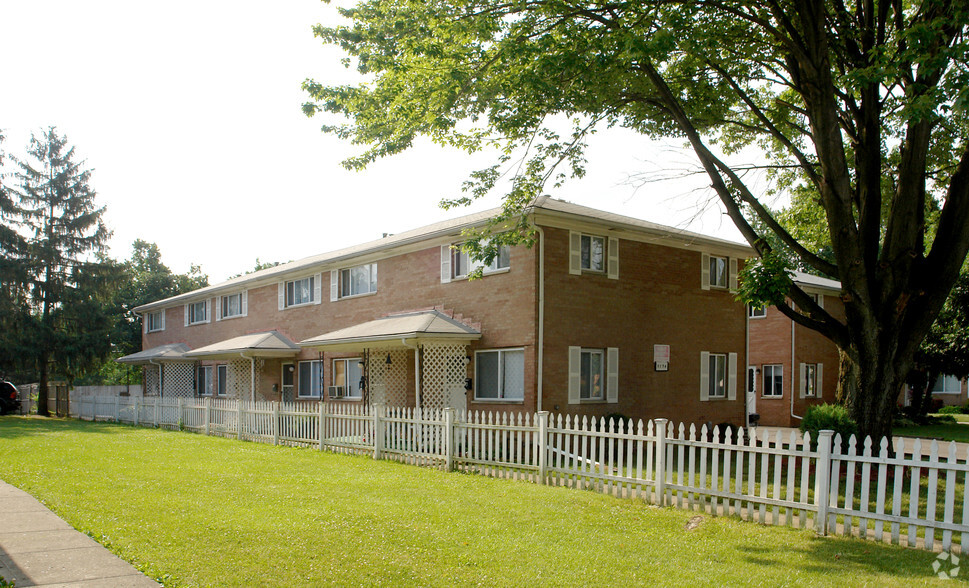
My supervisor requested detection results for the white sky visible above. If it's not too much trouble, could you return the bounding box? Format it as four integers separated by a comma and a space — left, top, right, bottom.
0, 0, 758, 283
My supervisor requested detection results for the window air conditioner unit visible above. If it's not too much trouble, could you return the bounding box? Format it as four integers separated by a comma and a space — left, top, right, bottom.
328, 386, 345, 399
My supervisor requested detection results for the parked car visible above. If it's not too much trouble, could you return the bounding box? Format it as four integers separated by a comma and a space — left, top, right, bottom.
0, 380, 20, 415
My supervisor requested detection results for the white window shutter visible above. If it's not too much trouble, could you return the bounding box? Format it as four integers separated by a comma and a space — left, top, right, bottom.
216, 297, 223, 321
242, 291, 248, 317
727, 352, 738, 400
701, 253, 711, 290
568, 346, 581, 404
330, 271, 339, 301
817, 294, 825, 309
277, 282, 285, 310
184, 304, 189, 326
607, 237, 619, 280
569, 231, 581, 275
143, 314, 148, 334
160, 311, 165, 331
606, 347, 619, 403
816, 363, 823, 398
729, 258, 738, 290
314, 273, 322, 304
799, 363, 807, 399
440, 245, 452, 283
700, 351, 710, 401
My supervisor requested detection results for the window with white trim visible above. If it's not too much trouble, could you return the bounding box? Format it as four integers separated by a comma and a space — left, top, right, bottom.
298, 360, 322, 398
452, 244, 510, 279
748, 304, 767, 318
197, 365, 214, 396
221, 292, 244, 319
707, 353, 727, 398
581, 349, 605, 400
709, 256, 728, 288
763, 364, 783, 397
188, 301, 207, 325
286, 276, 315, 307
475, 349, 524, 401
332, 358, 364, 399
932, 374, 961, 395
339, 263, 377, 298
217, 365, 227, 396
147, 310, 164, 332
802, 363, 817, 397
581, 235, 605, 272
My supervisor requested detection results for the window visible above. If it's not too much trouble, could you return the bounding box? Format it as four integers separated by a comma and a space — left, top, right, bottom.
188, 300, 207, 325
580, 349, 605, 400
803, 363, 817, 397
332, 358, 364, 399
221, 292, 244, 319
748, 305, 767, 318
707, 353, 727, 398
286, 276, 315, 307
452, 244, 510, 279
147, 310, 164, 332
340, 263, 377, 297
581, 235, 605, 272
298, 360, 322, 398
709, 256, 728, 288
217, 365, 227, 396
932, 374, 962, 395
475, 349, 524, 401
197, 365, 213, 396
763, 364, 783, 397
569, 346, 618, 404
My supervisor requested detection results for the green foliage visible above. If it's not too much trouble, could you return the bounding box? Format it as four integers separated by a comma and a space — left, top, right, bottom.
800, 403, 858, 443
228, 258, 288, 279
735, 250, 791, 308
937, 405, 966, 415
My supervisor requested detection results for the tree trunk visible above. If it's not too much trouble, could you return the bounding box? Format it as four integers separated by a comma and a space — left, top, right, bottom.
37, 350, 50, 417
850, 346, 909, 443
836, 347, 859, 407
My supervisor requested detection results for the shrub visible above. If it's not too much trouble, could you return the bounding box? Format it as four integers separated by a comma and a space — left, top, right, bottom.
800, 403, 857, 445
937, 405, 964, 415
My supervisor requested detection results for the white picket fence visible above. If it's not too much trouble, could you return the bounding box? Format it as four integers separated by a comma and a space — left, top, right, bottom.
65, 395, 969, 554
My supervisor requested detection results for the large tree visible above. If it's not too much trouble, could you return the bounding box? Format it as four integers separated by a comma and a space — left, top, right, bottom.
304, 0, 969, 440
8, 128, 112, 415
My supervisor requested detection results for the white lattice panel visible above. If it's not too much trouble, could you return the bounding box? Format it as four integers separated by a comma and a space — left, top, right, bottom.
227, 359, 264, 400
144, 366, 161, 396
162, 363, 195, 398
367, 348, 408, 407
421, 343, 468, 411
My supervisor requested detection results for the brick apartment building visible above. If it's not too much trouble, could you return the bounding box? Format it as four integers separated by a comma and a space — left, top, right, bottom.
120, 197, 752, 427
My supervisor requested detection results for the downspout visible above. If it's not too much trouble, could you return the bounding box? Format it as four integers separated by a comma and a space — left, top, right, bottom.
241, 353, 255, 402
744, 306, 750, 428
527, 218, 546, 413
402, 338, 420, 408
790, 317, 801, 421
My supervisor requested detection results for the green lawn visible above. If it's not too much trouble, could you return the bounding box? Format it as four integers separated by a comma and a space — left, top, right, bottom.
0, 417, 959, 587
896, 416, 969, 443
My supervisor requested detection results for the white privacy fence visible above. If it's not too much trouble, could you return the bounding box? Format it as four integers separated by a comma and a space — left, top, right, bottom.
64, 395, 969, 555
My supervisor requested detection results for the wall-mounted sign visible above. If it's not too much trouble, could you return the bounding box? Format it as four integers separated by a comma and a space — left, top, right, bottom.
655, 361, 669, 372
654, 345, 670, 372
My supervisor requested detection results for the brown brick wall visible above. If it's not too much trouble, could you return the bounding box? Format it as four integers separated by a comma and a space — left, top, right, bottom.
540, 226, 747, 427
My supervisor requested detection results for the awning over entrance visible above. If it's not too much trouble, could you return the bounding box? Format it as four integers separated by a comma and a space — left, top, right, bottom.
184, 331, 300, 360
299, 310, 481, 351
117, 343, 192, 365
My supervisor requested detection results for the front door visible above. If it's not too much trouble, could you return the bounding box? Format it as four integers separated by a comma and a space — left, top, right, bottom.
746, 366, 757, 424
281, 363, 295, 403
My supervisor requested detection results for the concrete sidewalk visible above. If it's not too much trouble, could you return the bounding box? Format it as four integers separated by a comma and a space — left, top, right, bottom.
0, 481, 158, 587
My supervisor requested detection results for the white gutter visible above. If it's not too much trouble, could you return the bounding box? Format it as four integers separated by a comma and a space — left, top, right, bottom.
744, 307, 750, 427
532, 221, 546, 412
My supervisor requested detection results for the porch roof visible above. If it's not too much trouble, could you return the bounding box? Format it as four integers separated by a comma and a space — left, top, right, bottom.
183, 331, 301, 360
117, 343, 192, 365
299, 310, 481, 351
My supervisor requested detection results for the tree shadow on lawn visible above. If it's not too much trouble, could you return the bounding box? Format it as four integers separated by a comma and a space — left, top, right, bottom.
0, 416, 130, 440
734, 533, 948, 582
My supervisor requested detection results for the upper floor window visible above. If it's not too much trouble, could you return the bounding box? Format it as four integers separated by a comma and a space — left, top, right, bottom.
581, 235, 605, 272
188, 300, 208, 325
287, 276, 315, 307
709, 256, 728, 288
475, 349, 524, 401
147, 310, 164, 332
221, 292, 244, 319
452, 244, 510, 279
338, 263, 377, 298
748, 304, 767, 318
701, 254, 736, 290
568, 231, 619, 279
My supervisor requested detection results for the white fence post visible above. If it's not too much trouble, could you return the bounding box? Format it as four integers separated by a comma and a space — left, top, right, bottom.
236, 399, 244, 440
204, 397, 211, 436
318, 401, 325, 451
153, 397, 159, 427
537, 411, 549, 485
373, 403, 384, 460
272, 402, 279, 446
655, 418, 668, 506
443, 407, 454, 471
815, 429, 834, 536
